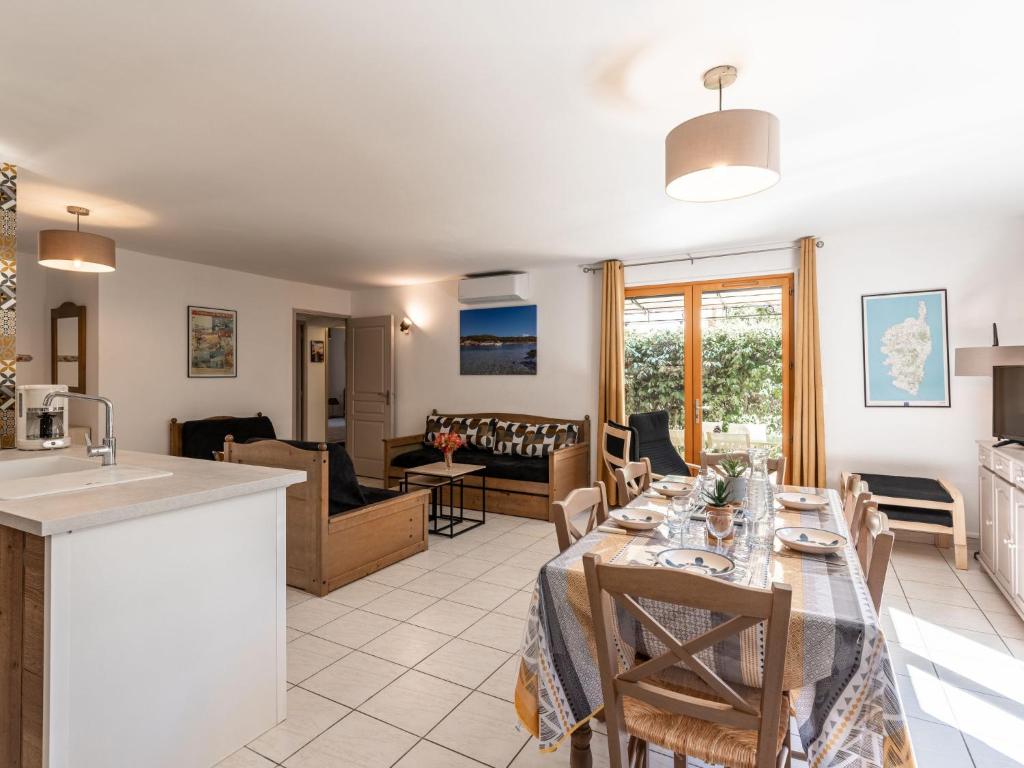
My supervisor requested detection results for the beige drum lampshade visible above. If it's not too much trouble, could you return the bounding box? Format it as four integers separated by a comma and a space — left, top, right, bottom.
665, 109, 781, 202
37, 206, 116, 272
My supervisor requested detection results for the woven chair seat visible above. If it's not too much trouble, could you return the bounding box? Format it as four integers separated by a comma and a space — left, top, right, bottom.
622, 675, 790, 768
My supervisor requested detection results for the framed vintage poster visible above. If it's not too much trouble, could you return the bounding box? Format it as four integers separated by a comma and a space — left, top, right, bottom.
310, 339, 325, 363
459, 305, 537, 375
861, 288, 949, 407
188, 306, 237, 378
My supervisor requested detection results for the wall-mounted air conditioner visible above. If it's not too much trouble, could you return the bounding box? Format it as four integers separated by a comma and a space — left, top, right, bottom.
458, 273, 530, 304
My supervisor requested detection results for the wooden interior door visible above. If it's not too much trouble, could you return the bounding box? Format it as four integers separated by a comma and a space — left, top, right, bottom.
346, 315, 394, 478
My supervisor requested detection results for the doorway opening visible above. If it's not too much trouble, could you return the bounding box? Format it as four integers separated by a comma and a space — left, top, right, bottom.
294, 311, 349, 443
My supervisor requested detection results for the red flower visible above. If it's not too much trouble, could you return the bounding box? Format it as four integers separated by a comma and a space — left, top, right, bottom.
433, 432, 464, 453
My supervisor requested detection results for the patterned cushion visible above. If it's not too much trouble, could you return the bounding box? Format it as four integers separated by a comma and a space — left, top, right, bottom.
494, 420, 579, 457
424, 415, 496, 449
424, 414, 457, 445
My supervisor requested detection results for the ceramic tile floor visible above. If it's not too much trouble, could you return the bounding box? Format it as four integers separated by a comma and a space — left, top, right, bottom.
216, 514, 1024, 768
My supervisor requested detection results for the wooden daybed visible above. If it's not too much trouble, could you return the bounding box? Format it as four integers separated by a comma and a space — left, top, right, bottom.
224, 437, 430, 596
383, 410, 591, 521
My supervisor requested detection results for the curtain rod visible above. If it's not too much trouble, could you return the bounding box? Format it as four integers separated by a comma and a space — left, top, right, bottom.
580, 239, 824, 274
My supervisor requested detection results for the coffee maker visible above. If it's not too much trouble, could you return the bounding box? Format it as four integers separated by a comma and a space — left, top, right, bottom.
16, 384, 72, 450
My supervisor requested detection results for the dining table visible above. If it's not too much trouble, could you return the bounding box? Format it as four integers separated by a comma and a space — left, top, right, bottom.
513, 482, 917, 768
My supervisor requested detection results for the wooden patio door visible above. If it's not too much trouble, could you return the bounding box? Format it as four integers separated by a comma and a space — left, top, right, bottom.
624, 274, 793, 479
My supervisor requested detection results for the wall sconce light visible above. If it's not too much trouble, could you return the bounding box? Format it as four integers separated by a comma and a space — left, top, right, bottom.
399, 317, 413, 335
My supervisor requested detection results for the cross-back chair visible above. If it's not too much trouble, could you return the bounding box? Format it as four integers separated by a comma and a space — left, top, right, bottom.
602, 421, 635, 477
551, 481, 609, 553
841, 473, 862, 515
583, 553, 793, 768
858, 510, 895, 611
847, 488, 876, 549
615, 458, 652, 504
701, 451, 787, 485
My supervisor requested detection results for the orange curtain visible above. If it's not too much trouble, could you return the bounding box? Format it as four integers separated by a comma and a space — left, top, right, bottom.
791, 237, 826, 487
598, 260, 626, 503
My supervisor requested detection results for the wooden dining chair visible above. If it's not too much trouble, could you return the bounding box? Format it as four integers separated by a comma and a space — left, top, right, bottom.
602, 421, 634, 478
848, 489, 876, 549
841, 473, 862, 515
859, 510, 895, 612
551, 481, 609, 553
583, 553, 793, 768
702, 451, 787, 485
615, 458, 652, 504
843, 481, 868, 536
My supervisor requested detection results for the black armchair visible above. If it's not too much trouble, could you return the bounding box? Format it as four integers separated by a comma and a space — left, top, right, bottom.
627, 411, 698, 477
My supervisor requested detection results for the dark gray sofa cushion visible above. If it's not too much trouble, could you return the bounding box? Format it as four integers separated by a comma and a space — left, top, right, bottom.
390, 445, 549, 484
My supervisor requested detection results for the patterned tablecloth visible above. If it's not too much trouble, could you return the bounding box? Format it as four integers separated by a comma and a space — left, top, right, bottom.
514, 487, 917, 768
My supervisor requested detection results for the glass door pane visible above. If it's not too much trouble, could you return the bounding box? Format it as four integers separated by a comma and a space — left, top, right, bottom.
699, 285, 784, 457
624, 293, 687, 461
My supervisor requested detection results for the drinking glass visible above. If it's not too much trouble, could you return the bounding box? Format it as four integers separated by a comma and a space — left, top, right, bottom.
706, 509, 733, 552
667, 494, 688, 542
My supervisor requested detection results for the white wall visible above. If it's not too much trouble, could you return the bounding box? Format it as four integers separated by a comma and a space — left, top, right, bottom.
328, 327, 345, 403
91, 250, 351, 453
351, 265, 600, 446
817, 215, 1024, 536
303, 324, 328, 441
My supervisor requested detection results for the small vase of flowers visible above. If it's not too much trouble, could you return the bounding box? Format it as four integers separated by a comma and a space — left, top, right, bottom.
433, 432, 464, 470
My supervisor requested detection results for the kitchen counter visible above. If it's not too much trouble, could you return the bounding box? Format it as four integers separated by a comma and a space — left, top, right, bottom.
0, 446, 305, 536
0, 446, 304, 768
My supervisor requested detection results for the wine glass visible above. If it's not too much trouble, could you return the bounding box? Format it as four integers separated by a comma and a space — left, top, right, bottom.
706, 509, 733, 553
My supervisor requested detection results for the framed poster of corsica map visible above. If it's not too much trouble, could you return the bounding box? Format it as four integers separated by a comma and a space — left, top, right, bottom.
861, 288, 950, 407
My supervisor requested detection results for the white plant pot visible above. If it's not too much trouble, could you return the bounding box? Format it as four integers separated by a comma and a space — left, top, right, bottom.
726, 477, 747, 504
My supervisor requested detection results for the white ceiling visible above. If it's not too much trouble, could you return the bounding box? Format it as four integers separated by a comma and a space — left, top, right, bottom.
4, 1, 1023, 288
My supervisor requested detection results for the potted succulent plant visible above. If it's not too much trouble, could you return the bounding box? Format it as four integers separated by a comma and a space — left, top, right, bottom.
701, 478, 735, 542
718, 458, 748, 504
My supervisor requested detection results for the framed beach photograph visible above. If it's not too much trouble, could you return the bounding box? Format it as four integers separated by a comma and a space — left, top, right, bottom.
861, 288, 949, 407
188, 306, 237, 378
460, 305, 537, 375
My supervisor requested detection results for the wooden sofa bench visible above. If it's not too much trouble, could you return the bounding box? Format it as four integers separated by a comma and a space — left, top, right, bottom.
224, 437, 430, 596
383, 410, 591, 521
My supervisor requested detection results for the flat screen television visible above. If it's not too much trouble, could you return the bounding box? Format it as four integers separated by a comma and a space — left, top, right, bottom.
994, 365, 1024, 447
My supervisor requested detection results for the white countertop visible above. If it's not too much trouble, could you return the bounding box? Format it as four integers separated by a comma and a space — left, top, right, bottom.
0, 447, 305, 537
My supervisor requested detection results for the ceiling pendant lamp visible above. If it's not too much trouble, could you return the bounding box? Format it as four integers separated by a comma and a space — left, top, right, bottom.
665, 65, 780, 202
38, 205, 116, 272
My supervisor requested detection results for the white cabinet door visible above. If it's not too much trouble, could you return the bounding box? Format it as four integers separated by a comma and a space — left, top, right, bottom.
995, 476, 1015, 591
1015, 489, 1024, 606
980, 466, 995, 569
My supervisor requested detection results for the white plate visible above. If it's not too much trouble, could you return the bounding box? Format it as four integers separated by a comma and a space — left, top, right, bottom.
650, 481, 692, 498
777, 492, 829, 510
656, 548, 735, 576
609, 508, 666, 531
776, 527, 847, 555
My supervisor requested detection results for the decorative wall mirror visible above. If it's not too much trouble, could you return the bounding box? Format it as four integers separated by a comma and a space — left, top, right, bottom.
51, 301, 87, 393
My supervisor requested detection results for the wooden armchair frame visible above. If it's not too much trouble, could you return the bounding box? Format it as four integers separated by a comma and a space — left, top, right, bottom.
223, 437, 429, 596
383, 410, 590, 520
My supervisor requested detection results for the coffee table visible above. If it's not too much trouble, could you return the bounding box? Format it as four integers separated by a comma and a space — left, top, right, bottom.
400, 462, 486, 537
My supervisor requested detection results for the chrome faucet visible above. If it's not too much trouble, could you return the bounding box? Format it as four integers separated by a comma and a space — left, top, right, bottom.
43, 391, 117, 466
